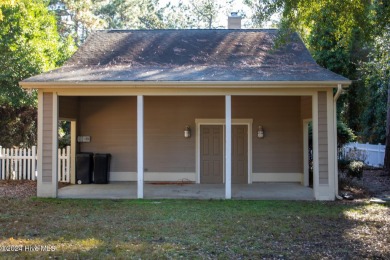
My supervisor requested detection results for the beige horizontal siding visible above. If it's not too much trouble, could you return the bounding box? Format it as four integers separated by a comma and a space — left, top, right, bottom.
79, 96, 225, 173
42, 93, 53, 183
233, 96, 303, 173
144, 96, 224, 173
318, 91, 328, 185
79, 96, 138, 172
78, 96, 303, 175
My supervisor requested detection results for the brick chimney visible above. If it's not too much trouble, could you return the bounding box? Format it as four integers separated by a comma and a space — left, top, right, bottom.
228, 12, 242, 29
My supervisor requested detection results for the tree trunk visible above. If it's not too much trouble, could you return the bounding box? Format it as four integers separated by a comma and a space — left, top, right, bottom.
74, 20, 80, 47
208, 15, 212, 29
384, 82, 390, 174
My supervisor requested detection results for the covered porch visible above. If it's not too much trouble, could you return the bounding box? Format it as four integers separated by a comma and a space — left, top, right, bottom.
35, 88, 338, 201
58, 182, 314, 200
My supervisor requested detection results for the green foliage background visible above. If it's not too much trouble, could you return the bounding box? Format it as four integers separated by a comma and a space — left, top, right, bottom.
0, 104, 37, 147
0, 0, 75, 147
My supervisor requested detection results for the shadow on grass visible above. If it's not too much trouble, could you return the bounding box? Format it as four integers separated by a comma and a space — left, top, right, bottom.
0, 198, 389, 258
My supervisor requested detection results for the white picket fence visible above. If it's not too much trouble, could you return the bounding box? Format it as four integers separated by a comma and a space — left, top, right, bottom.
342, 142, 385, 167
0, 146, 71, 182
58, 146, 71, 183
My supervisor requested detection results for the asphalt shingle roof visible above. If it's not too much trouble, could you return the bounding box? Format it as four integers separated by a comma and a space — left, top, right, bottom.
23, 29, 350, 83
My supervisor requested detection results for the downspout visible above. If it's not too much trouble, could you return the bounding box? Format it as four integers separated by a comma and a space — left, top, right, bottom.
334, 84, 343, 200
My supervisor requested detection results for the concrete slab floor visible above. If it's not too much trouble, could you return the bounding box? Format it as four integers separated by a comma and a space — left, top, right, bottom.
58, 182, 314, 200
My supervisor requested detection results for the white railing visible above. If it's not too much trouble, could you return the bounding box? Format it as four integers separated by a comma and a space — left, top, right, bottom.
0, 145, 70, 182
342, 142, 385, 167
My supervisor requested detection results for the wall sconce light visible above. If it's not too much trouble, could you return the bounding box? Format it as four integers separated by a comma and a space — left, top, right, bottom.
184, 125, 191, 138
257, 126, 264, 138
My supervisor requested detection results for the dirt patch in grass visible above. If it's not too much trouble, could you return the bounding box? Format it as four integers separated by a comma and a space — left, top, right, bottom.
0, 181, 72, 199
361, 169, 390, 196
0, 180, 36, 198
341, 169, 390, 200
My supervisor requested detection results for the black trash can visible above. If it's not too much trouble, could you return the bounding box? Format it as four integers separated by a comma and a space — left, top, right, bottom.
76, 153, 94, 184
94, 153, 111, 184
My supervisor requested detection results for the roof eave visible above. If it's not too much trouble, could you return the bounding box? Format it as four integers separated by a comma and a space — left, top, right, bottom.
20, 80, 352, 89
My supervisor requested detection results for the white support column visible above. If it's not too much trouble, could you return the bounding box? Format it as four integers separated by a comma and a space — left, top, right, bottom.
70, 121, 76, 184
225, 95, 232, 199
137, 95, 144, 199
52, 92, 59, 197
37, 90, 44, 195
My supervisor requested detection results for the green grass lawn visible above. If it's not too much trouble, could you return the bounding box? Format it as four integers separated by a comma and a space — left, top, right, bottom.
0, 198, 389, 259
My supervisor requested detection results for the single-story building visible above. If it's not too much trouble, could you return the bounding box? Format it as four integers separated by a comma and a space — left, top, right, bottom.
20, 18, 351, 200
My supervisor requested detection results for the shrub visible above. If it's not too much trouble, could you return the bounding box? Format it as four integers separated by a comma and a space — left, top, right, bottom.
338, 148, 367, 182
347, 160, 364, 179
338, 147, 367, 175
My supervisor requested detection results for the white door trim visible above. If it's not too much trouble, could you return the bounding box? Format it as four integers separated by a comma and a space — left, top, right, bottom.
195, 119, 253, 184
